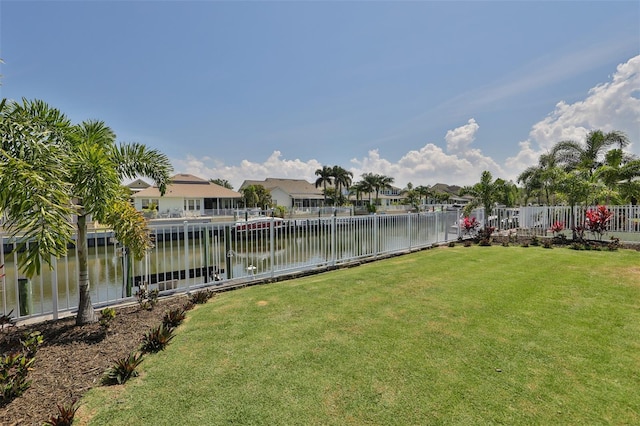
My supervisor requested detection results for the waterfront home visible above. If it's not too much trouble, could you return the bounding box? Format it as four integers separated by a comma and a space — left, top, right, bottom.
132, 173, 242, 218
240, 178, 325, 209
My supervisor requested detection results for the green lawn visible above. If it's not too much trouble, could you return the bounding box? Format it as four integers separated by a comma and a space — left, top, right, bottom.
79, 246, 640, 425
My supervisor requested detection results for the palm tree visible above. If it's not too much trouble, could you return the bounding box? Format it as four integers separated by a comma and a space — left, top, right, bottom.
553, 130, 630, 175
360, 173, 378, 206
415, 185, 432, 208
0, 99, 173, 324
377, 175, 395, 206
401, 183, 420, 210
331, 165, 353, 206
459, 171, 508, 228
210, 178, 233, 190
314, 165, 333, 205
592, 149, 640, 204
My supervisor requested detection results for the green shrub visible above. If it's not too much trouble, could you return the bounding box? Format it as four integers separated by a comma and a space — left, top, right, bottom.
140, 325, 175, 354
162, 308, 186, 329
102, 353, 143, 386
190, 290, 214, 305
99, 307, 116, 329
1, 352, 36, 403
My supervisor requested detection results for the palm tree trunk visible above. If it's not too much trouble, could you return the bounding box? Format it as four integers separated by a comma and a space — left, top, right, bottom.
76, 212, 96, 325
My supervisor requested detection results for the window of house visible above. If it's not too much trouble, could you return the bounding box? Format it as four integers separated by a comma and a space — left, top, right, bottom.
141, 198, 159, 210
184, 199, 201, 211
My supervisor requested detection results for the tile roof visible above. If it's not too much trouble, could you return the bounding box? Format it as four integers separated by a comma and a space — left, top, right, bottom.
131, 174, 241, 199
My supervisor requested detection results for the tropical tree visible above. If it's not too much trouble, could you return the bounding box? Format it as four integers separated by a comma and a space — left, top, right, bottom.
240, 184, 272, 209
517, 151, 563, 205
362, 173, 394, 206
0, 99, 173, 325
459, 171, 509, 228
401, 183, 420, 210
314, 165, 333, 205
553, 130, 630, 175
555, 169, 591, 240
360, 173, 378, 205
210, 178, 233, 190
415, 185, 432, 208
592, 149, 640, 204
331, 165, 353, 206
348, 181, 366, 207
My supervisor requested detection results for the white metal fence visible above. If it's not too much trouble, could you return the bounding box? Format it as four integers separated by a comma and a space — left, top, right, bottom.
1, 210, 461, 322
2, 205, 638, 324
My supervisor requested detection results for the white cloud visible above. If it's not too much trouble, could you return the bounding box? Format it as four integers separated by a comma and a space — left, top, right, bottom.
445, 118, 479, 154
505, 55, 640, 180
172, 55, 639, 192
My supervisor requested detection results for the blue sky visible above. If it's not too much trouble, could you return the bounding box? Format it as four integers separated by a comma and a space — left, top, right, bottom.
2, 0, 639, 190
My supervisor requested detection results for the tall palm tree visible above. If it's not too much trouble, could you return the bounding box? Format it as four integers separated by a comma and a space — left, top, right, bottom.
0, 99, 173, 324
331, 165, 353, 206
373, 174, 394, 206
415, 185, 432, 208
360, 173, 378, 205
553, 130, 630, 175
592, 149, 640, 204
315, 165, 333, 205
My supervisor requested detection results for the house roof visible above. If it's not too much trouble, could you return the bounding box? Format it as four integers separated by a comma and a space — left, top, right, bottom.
132, 174, 241, 199
126, 178, 151, 192
241, 178, 324, 199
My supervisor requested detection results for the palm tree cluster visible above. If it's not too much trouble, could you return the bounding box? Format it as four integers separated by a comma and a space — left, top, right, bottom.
314, 165, 354, 206
517, 130, 639, 236
0, 99, 173, 324
518, 130, 639, 206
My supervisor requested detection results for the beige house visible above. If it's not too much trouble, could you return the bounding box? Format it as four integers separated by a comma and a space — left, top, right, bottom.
132, 174, 242, 217
240, 178, 325, 208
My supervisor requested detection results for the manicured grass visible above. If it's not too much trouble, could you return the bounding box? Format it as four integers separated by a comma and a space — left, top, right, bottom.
79, 246, 640, 425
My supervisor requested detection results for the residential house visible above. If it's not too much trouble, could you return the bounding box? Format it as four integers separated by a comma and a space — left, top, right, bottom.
126, 178, 152, 194
131, 173, 242, 217
240, 178, 325, 208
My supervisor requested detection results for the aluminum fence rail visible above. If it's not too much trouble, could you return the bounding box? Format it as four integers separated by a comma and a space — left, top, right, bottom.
1, 210, 461, 323
3, 205, 638, 323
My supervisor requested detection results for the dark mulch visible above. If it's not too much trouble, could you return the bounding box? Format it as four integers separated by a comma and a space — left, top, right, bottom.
0, 295, 189, 426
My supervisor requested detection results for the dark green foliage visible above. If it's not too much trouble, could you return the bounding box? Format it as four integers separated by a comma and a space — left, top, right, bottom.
530, 235, 540, 246
99, 307, 116, 329
162, 308, 186, 329
140, 325, 175, 354
102, 352, 143, 386
608, 237, 620, 251
1, 352, 36, 403
44, 399, 78, 426
463, 240, 472, 247
189, 289, 214, 305
20, 331, 43, 358
447, 241, 456, 247
543, 239, 553, 249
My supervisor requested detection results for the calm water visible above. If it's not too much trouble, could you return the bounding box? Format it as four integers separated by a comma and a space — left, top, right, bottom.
1, 213, 458, 318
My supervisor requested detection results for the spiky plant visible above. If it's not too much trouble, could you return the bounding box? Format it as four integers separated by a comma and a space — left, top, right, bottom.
140, 325, 175, 354
101, 352, 143, 386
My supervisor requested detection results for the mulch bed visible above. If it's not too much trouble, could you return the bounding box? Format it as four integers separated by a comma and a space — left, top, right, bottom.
1, 295, 189, 425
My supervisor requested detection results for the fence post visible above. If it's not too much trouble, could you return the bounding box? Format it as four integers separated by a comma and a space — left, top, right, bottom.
184, 221, 190, 292
408, 213, 412, 250
331, 210, 337, 266
51, 256, 59, 320
270, 216, 275, 278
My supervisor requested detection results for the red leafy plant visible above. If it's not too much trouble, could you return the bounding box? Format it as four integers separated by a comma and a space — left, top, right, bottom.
461, 216, 480, 235
550, 221, 564, 235
584, 205, 613, 240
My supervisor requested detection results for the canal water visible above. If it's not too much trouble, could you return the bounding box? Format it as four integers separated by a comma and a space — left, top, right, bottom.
1, 212, 459, 319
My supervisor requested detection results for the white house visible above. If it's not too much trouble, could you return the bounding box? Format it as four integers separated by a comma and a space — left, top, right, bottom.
131, 174, 242, 217
240, 178, 325, 208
